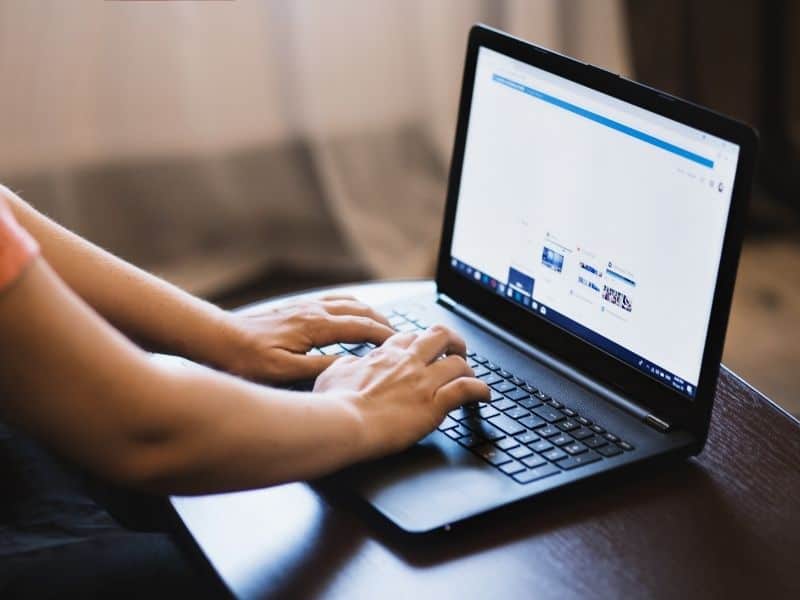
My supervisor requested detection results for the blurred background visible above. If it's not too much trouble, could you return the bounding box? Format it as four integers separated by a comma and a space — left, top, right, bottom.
0, 0, 797, 415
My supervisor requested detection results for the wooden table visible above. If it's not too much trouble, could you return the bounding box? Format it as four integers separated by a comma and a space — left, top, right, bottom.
171, 280, 800, 599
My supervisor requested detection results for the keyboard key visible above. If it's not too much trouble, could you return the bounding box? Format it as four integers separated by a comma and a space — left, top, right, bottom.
495, 437, 520, 451
557, 419, 579, 432
452, 424, 471, 437
492, 398, 516, 411
472, 365, 490, 378
543, 448, 568, 461
618, 441, 634, 451
489, 390, 505, 403
533, 390, 550, 401
532, 406, 565, 423
550, 434, 572, 447
557, 451, 601, 470
448, 406, 476, 421
505, 407, 531, 420
350, 344, 372, 357
535, 424, 560, 438
456, 434, 483, 448
485, 361, 500, 371
518, 397, 542, 409
319, 343, 343, 355
519, 415, 546, 430
498, 369, 513, 379
473, 354, 488, 364
604, 432, 620, 443
513, 464, 560, 484
505, 388, 530, 401
465, 421, 506, 441
590, 424, 605, 434
509, 445, 534, 460
478, 405, 500, 419
437, 417, 458, 430
500, 461, 526, 475
531, 440, 553, 453
522, 454, 547, 468
488, 414, 526, 436
547, 399, 564, 409
576, 416, 591, 426
582, 435, 609, 449
515, 431, 540, 445
510, 376, 525, 386
474, 444, 512, 466
570, 426, 594, 440
597, 444, 623, 457
563, 442, 588, 455
479, 373, 503, 386
444, 428, 461, 440
562, 408, 577, 417
492, 381, 516, 394
521, 383, 537, 394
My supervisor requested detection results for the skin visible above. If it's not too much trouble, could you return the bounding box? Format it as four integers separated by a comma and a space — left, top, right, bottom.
0, 186, 489, 495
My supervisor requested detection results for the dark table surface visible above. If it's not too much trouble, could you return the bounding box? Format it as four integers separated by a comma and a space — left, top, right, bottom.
170, 281, 800, 600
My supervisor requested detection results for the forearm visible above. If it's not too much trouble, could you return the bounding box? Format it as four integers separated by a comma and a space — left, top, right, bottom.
0, 259, 365, 494
141, 362, 365, 494
2, 185, 235, 366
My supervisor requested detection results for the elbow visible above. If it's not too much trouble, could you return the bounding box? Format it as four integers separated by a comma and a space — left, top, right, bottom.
96, 438, 192, 495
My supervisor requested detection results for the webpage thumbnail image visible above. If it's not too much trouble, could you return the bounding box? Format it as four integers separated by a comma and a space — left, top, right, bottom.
541, 246, 565, 273
577, 260, 602, 293
602, 262, 636, 314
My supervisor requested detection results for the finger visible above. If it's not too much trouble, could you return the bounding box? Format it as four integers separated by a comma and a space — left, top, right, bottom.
313, 315, 394, 346
322, 300, 392, 328
319, 294, 357, 302
407, 324, 467, 364
426, 354, 474, 388
433, 377, 490, 413
381, 331, 419, 349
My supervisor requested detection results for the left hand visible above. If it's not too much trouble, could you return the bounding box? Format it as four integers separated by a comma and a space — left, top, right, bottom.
218, 294, 395, 383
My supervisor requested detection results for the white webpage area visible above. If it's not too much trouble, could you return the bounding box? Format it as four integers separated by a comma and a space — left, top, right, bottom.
451, 47, 740, 387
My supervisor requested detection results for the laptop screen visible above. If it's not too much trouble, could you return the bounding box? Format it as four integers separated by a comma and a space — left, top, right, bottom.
449, 47, 741, 400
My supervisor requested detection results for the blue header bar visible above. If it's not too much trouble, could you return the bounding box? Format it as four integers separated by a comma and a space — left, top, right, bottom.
492, 74, 714, 169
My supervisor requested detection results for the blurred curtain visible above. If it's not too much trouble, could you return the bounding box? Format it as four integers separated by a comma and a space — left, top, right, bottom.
0, 0, 630, 292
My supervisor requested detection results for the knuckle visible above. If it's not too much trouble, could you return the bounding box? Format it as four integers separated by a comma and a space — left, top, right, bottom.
428, 323, 449, 336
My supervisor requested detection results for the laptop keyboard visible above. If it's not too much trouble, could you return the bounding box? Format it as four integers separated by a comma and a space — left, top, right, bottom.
312, 306, 635, 485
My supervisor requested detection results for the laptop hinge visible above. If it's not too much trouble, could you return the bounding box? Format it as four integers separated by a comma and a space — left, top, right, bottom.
644, 414, 671, 432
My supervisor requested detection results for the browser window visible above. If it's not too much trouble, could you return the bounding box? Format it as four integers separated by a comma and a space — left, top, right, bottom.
449, 47, 741, 399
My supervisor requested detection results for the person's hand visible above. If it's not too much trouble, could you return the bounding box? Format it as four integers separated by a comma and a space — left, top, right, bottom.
313, 324, 490, 459
218, 294, 395, 383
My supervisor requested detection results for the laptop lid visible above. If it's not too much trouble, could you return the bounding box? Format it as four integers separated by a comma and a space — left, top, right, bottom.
435, 25, 757, 440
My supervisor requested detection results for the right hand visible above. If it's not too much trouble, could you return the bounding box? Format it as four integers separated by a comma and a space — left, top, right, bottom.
313, 324, 490, 459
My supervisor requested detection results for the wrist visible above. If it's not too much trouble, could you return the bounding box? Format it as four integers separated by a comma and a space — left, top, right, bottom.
330, 390, 372, 463
189, 305, 247, 373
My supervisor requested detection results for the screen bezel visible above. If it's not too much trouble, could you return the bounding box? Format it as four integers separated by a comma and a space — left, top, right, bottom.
435, 25, 757, 441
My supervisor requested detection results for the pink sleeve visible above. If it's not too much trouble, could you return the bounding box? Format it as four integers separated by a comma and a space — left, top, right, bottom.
0, 197, 39, 292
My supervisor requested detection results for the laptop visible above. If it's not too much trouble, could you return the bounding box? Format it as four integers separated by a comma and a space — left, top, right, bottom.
316, 25, 757, 533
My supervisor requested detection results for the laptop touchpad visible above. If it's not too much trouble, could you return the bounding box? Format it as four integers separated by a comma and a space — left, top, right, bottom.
344, 432, 513, 532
